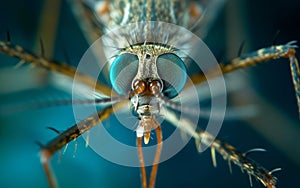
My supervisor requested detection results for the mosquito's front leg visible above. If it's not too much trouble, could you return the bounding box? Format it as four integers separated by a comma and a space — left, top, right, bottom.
0, 40, 111, 96
40, 105, 114, 188
189, 41, 300, 113
223, 42, 300, 113
289, 53, 300, 115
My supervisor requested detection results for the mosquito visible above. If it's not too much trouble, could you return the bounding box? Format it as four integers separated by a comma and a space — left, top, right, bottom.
0, 0, 299, 188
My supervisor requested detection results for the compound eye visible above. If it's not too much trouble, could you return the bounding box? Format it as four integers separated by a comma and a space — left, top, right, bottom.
156, 53, 187, 98
110, 53, 139, 94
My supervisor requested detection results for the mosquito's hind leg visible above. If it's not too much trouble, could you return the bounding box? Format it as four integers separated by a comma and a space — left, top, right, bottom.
40, 149, 58, 188
165, 109, 278, 188
38, 106, 114, 188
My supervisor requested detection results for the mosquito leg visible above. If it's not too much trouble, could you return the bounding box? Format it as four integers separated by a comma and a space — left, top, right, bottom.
188, 41, 300, 113
289, 52, 300, 115
40, 149, 58, 188
165, 109, 278, 188
190, 41, 298, 84
67, 0, 103, 45
148, 125, 163, 188
137, 137, 147, 188
0, 40, 111, 96
198, 131, 277, 188
221, 41, 298, 75
40, 105, 114, 188
66, 0, 114, 81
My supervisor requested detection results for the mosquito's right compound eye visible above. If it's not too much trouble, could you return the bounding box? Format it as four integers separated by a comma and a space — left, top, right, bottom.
110, 53, 139, 94
156, 53, 187, 98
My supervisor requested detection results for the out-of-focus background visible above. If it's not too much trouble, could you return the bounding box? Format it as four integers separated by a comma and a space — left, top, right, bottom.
0, 0, 300, 188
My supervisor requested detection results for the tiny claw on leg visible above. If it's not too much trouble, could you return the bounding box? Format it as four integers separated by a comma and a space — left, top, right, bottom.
40, 149, 57, 188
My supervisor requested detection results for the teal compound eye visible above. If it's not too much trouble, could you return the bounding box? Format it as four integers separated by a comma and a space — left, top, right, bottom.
109, 53, 139, 95
156, 53, 187, 99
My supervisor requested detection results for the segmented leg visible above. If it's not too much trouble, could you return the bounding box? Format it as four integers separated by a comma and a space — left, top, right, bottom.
149, 126, 163, 188
137, 137, 147, 188
0, 41, 111, 96
189, 41, 300, 113
289, 54, 300, 115
67, 0, 103, 45
137, 125, 163, 188
40, 105, 114, 188
166, 109, 278, 188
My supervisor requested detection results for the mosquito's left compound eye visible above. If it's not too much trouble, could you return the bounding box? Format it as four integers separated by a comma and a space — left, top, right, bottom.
110, 53, 139, 94
156, 53, 187, 98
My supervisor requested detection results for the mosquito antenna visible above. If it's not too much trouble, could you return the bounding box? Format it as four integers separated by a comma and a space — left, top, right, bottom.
150, 87, 197, 117
29, 98, 113, 109
4, 95, 129, 115
153, 88, 239, 120
149, 81, 199, 116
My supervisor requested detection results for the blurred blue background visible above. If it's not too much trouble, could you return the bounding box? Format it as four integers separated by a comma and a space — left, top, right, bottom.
0, 0, 300, 188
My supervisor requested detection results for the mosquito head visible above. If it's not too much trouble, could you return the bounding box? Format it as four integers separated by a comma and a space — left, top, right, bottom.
109, 44, 188, 143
